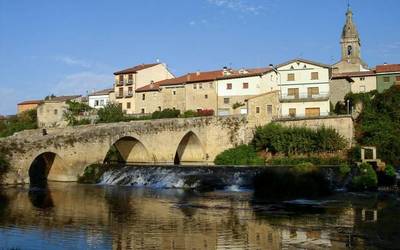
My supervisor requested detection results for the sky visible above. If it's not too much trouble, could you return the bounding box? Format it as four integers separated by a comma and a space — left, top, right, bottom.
0, 0, 399, 115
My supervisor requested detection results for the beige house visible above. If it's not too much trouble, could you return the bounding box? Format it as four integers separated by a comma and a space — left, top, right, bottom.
113, 63, 174, 114
245, 91, 280, 127
17, 100, 43, 114
37, 95, 82, 128
330, 70, 376, 105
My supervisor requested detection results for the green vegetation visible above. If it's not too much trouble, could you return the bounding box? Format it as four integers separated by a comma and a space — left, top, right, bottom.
232, 102, 245, 110
341, 86, 400, 167
268, 156, 346, 166
214, 145, 264, 165
180, 109, 214, 118
253, 163, 331, 199
0, 110, 38, 138
63, 101, 92, 126
97, 103, 125, 123
351, 163, 378, 191
151, 108, 180, 119
252, 123, 347, 155
339, 164, 351, 177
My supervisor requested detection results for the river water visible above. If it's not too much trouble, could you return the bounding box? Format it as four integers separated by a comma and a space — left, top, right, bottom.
0, 182, 399, 249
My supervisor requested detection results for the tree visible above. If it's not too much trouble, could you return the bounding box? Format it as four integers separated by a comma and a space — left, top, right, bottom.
97, 103, 125, 123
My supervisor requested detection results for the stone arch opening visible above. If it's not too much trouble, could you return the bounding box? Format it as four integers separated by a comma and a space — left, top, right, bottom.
29, 152, 65, 187
174, 131, 206, 165
105, 136, 152, 164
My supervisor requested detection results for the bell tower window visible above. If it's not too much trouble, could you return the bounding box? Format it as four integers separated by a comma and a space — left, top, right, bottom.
347, 45, 353, 56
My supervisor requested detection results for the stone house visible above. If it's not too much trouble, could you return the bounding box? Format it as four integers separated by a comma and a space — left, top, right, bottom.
17, 100, 43, 114
37, 95, 82, 128
330, 70, 376, 105
375, 64, 400, 92
245, 91, 280, 127
113, 63, 174, 114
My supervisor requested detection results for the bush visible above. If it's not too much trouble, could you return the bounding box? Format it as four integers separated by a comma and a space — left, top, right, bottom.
269, 156, 346, 166
0, 153, 9, 180
351, 163, 378, 191
253, 164, 331, 200
339, 164, 351, 177
97, 103, 125, 123
197, 109, 214, 117
0, 110, 38, 138
64, 101, 92, 126
181, 110, 197, 118
252, 123, 347, 155
378, 164, 397, 186
151, 108, 180, 119
77, 164, 111, 184
214, 145, 264, 166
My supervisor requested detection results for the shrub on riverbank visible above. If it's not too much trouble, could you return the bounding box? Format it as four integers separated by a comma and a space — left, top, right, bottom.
253, 163, 331, 199
351, 163, 378, 191
252, 123, 347, 155
78, 164, 112, 184
268, 156, 346, 166
214, 145, 264, 165
0, 110, 38, 138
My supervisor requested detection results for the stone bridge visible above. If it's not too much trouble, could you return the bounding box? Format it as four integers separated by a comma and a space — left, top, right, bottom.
0, 116, 250, 185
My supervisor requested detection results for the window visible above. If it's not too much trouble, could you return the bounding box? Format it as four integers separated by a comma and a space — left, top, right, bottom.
226, 83, 232, 90
142, 94, 145, 100
396, 76, 400, 82
128, 87, 133, 96
256, 107, 260, 114
205, 94, 208, 99
127, 102, 131, 109
173, 90, 176, 95
224, 98, 230, 104
128, 74, 133, 80
384, 77, 390, 82
287, 73, 295, 81
118, 87, 123, 97
307, 87, 319, 97
158, 106, 161, 111
119, 75, 124, 82
305, 107, 321, 117
193, 84, 197, 89
199, 83, 203, 89
360, 77, 365, 81
311, 72, 319, 80
243, 82, 249, 89
54, 109, 58, 115
141, 108, 145, 114
267, 105, 272, 115
100, 100, 104, 106
209, 83, 213, 88
289, 108, 296, 117
94, 100, 99, 106
288, 88, 299, 98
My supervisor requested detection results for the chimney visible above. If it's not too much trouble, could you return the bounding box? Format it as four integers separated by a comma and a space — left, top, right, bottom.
186, 74, 191, 81
223, 66, 228, 76
196, 71, 200, 76
384, 62, 388, 65
150, 80, 154, 88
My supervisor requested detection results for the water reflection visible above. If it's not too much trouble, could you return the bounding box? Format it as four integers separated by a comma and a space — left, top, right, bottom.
0, 183, 398, 249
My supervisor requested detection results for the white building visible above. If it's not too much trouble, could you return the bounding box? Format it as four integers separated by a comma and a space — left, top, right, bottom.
215, 68, 279, 116
276, 59, 331, 118
88, 88, 113, 109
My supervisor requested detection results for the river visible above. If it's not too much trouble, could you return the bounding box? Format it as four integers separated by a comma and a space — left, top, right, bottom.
0, 182, 399, 249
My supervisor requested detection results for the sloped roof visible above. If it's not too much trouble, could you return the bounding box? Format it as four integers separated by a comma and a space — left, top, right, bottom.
376, 64, 400, 74
45, 95, 82, 103
276, 58, 331, 69
17, 100, 43, 105
332, 70, 376, 79
89, 88, 114, 96
113, 63, 160, 75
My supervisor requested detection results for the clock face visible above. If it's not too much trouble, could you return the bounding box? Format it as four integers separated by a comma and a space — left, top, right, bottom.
347, 45, 353, 56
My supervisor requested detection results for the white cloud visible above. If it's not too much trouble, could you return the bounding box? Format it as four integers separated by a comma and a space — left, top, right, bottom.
207, 0, 265, 15
56, 56, 92, 68
52, 72, 113, 96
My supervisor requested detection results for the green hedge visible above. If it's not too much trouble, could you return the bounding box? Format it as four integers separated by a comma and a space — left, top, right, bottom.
0, 110, 38, 138
268, 156, 346, 166
214, 145, 264, 165
351, 163, 378, 191
252, 123, 347, 155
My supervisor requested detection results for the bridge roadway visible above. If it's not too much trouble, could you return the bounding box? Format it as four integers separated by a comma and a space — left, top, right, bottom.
0, 116, 250, 185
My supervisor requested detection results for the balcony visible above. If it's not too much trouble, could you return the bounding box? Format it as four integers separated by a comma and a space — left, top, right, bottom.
126, 79, 134, 85
116, 93, 124, 99
115, 80, 124, 86
279, 92, 330, 103
125, 92, 133, 98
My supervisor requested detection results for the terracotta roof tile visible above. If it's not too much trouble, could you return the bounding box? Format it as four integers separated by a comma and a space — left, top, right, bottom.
332, 70, 376, 79
113, 63, 160, 75
89, 88, 114, 96
376, 64, 400, 73
17, 100, 43, 105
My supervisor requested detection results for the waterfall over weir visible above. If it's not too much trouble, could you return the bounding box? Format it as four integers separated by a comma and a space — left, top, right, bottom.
99, 165, 264, 191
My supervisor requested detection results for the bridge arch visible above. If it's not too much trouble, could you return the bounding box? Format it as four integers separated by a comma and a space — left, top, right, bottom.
174, 131, 206, 165
29, 152, 66, 187
105, 136, 153, 164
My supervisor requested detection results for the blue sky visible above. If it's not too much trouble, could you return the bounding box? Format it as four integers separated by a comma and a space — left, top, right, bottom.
0, 0, 399, 115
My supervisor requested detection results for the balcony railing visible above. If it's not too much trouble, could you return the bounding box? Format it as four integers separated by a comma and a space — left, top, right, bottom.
115, 80, 124, 86
125, 92, 133, 98
126, 79, 134, 85
279, 92, 330, 102
275, 112, 331, 120
116, 93, 124, 99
